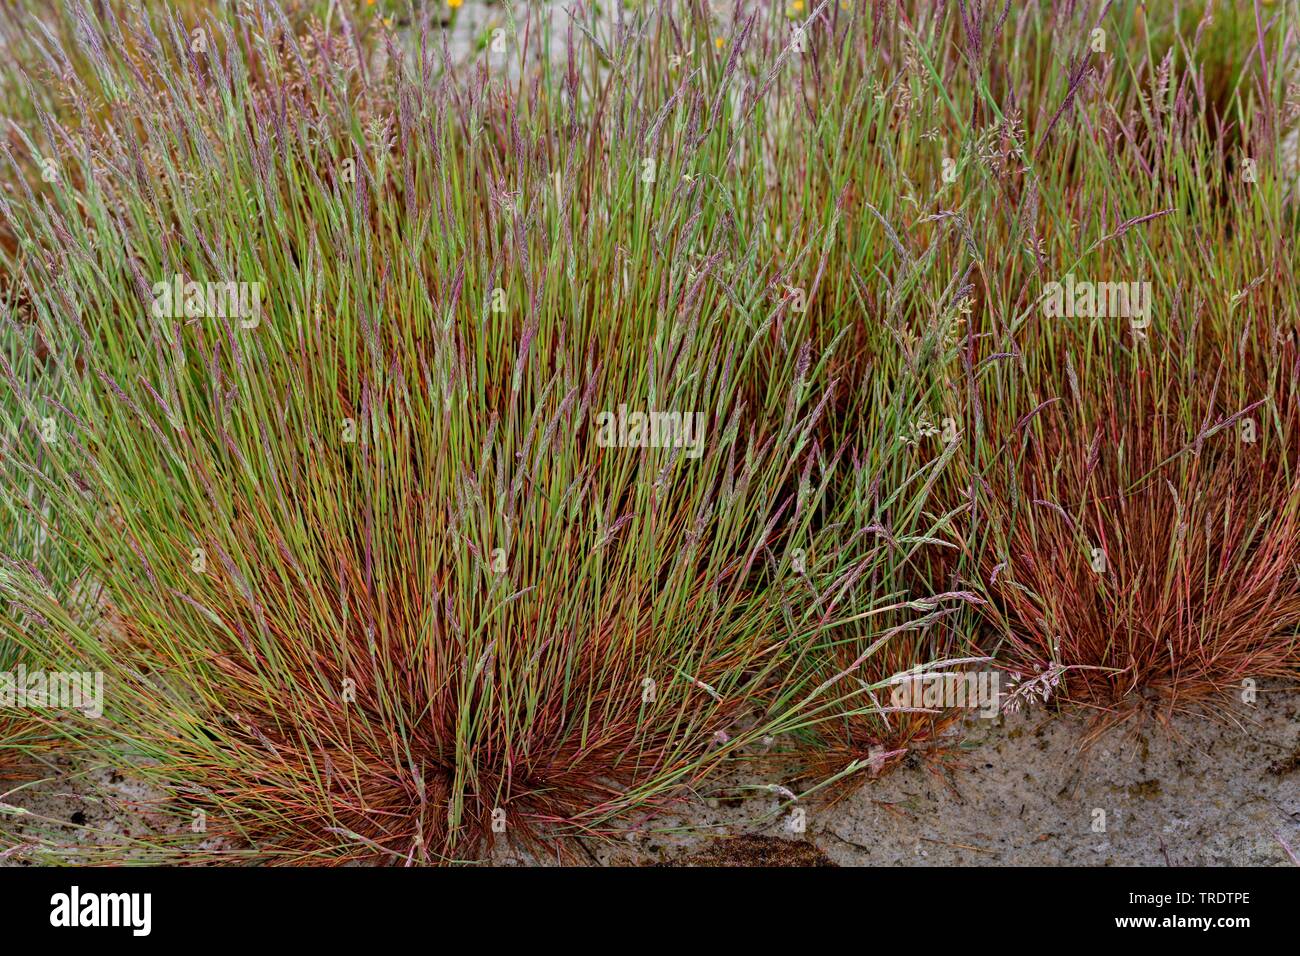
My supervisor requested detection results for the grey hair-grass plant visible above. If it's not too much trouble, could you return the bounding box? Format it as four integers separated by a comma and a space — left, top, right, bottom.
0, 0, 969, 862
4, 0, 1295, 864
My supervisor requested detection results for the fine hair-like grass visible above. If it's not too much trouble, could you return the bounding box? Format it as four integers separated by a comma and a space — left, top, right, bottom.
0, 0, 1296, 864
0, 0, 970, 861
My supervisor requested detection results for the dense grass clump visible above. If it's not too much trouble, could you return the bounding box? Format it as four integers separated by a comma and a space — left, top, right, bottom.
0, 0, 972, 861
944, 0, 1300, 721
0, 0, 1297, 863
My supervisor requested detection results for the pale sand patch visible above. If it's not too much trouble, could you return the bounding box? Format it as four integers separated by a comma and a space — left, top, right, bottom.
3, 693, 1296, 866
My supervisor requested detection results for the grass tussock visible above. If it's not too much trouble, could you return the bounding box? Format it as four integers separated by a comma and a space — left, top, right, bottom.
0, 0, 972, 861
0, 0, 1296, 862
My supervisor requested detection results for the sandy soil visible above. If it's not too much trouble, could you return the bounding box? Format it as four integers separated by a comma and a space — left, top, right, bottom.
9, 688, 1294, 866
611, 689, 1300, 867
